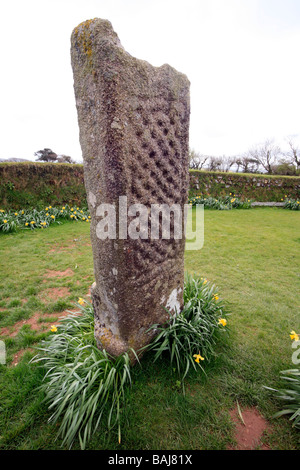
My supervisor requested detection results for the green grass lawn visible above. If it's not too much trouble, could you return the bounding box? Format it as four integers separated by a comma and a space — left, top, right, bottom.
0, 208, 299, 450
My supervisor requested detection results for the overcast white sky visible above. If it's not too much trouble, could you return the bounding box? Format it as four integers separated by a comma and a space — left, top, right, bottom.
1, 0, 300, 162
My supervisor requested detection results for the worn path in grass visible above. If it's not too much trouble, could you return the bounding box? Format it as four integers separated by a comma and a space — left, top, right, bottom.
0, 208, 299, 449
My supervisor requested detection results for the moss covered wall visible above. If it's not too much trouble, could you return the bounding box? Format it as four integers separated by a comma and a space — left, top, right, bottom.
189, 170, 300, 202
0, 162, 86, 209
0, 163, 299, 209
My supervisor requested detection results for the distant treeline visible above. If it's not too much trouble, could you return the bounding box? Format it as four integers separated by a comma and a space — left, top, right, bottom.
190, 138, 300, 176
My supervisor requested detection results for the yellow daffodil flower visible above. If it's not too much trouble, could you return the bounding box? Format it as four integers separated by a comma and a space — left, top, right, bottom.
51, 215, 55, 219
30, 221, 35, 224
290, 331, 299, 342
25, 222, 28, 226
218, 318, 227, 327
78, 297, 85, 306
193, 353, 204, 363
14, 212, 18, 216
3, 219, 7, 223
50, 325, 57, 333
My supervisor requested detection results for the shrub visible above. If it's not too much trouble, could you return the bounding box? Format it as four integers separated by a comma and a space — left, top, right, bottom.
188, 194, 252, 210
145, 273, 229, 384
31, 302, 137, 449
265, 368, 300, 429
283, 198, 300, 210
0, 205, 91, 233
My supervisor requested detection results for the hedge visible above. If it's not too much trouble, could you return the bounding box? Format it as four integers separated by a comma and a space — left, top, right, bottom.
189, 170, 300, 202
0, 162, 299, 210
0, 162, 86, 210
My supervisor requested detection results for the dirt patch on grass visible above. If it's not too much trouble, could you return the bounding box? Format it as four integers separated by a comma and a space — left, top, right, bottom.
11, 348, 35, 367
228, 406, 271, 450
44, 268, 74, 279
0, 309, 79, 338
40, 287, 70, 301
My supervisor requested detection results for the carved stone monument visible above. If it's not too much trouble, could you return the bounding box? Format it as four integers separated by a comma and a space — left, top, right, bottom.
71, 18, 190, 357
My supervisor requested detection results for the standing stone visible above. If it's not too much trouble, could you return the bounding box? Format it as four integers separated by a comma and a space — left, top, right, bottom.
71, 18, 190, 357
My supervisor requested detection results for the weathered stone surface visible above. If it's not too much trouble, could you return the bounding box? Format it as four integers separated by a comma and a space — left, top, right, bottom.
71, 18, 190, 357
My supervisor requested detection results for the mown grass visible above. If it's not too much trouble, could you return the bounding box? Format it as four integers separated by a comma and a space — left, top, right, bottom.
0, 208, 299, 450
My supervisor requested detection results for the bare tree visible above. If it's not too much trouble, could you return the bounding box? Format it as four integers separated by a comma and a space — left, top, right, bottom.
35, 148, 57, 162
286, 138, 300, 170
237, 154, 260, 173
218, 155, 237, 172
207, 156, 222, 172
189, 149, 209, 170
247, 139, 281, 174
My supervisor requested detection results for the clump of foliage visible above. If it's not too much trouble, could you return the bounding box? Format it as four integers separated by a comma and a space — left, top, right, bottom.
145, 273, 229, 384
188, 194, 252, 210
31, 301, 136, 450
0, 205, 91, 233
265, 368, 300, 430
283, 198, 300, 210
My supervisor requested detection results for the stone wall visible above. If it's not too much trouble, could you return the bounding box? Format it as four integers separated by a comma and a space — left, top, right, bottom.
0, 162, 86, 209
0, 163, 299, 210
189, 170, 300, 202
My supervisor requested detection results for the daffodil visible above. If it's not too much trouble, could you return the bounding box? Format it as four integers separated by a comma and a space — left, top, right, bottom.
50, 325, 57, 333
25, 222, 28, 226
214, 294, 219, 301
218, 318, 227, 327
193, 353, 204, 363
30, 221, 35, 224
62, 206, 65, 210
290, 331, 299, 342
78, 297, 85, 306
51, 215, 55, 219
14, 212, 18, 216
3, 219, 7, 224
